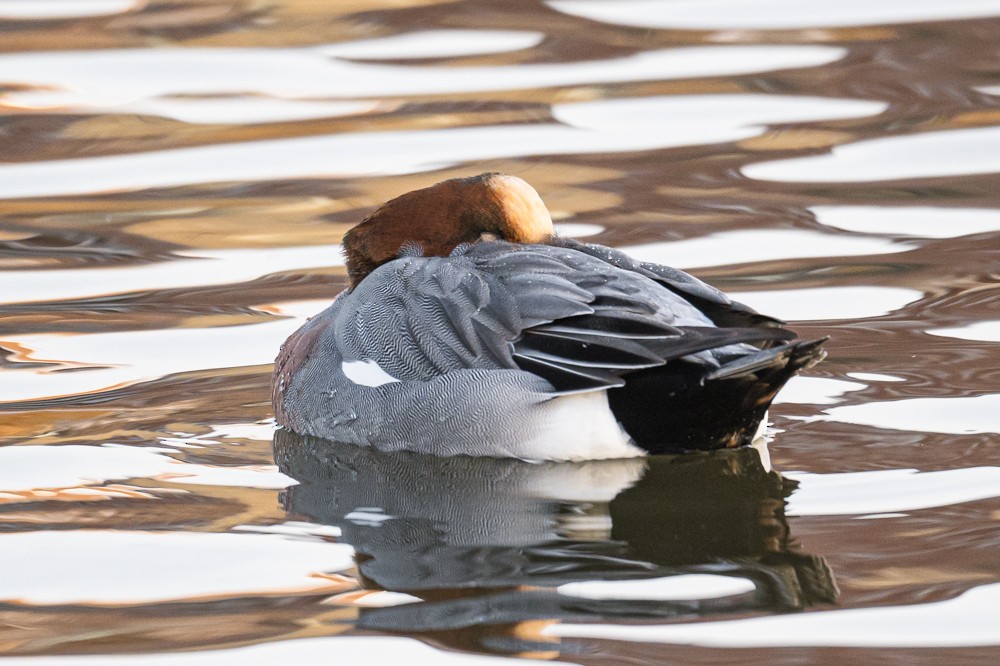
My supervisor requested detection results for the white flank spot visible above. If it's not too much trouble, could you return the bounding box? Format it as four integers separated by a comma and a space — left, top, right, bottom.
341, 359, 400, 387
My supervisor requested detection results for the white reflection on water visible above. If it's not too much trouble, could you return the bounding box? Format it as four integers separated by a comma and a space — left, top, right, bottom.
517, 457, 647, 502
772, 376, 866, 405
553, 222, 605, 237
317, 29, 545, 60
158, 462, 294, 489
730, 286, 923, 321
160, 420, 277, 448
0, 44, 843, 109
0, 444, 177, 492
0, 0, 141, 19
618, 229, 911, 269
545, 582, 1000, 647
558, 574, 756, 601
258, 299, 337, 320
0, 93, 881, 199
927, 321, 1000, 342
0, 300, 329, 403
0, 245, 341, 305
345, 509, 395, 526
811, 206, 1000, 238
330, 590, 423, 607
2, 29, 547, 123
552, 94, 885, 132
744, 127, 1000, 182
232, 521, 343, 538
0, 531, 354, 605
816, 394, 1000, 434
846, 372, 905, 382
0, 445, 294, 492
786, 466, 1000, 516
5, 93, 384, 125
0, 636, 553, 666
548, 0, 1000, 30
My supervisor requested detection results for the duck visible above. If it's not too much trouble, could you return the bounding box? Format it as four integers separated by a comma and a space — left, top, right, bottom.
272, 173, 826, 461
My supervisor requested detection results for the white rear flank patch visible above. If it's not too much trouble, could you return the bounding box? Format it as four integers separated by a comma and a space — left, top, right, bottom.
341, 359, 400, 387
522, 391, 646, 461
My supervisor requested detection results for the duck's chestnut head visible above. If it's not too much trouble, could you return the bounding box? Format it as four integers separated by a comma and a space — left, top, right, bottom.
343, 173, 554, 287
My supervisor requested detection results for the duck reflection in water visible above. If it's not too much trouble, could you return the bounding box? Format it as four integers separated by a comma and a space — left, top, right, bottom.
274, 430, 837, 656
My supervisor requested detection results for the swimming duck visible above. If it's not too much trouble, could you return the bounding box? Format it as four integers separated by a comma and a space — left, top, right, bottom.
273, 173, 825, 461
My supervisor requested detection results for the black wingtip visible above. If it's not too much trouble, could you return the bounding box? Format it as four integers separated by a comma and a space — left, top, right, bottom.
705, 336, 828, 381
789, 336, 830, 371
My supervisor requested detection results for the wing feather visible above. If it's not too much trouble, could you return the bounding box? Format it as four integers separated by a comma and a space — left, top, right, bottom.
336, 241, 798, 395
550, 236, 784, 328
511, 353, 626, 394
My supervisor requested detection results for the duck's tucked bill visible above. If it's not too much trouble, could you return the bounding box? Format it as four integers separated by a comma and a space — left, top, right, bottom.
272, 173, 826, 461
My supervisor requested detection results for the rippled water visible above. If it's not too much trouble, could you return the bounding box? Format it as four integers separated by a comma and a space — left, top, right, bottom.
2, 1, 999, 663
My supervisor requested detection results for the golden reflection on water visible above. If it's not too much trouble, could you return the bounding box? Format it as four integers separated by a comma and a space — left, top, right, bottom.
1, 0, 1000, 663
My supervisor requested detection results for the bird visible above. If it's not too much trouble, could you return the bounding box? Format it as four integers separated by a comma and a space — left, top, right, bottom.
272, 173, 826, 461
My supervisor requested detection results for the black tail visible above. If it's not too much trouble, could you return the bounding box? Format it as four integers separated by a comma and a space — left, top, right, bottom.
608, 338, 828, 454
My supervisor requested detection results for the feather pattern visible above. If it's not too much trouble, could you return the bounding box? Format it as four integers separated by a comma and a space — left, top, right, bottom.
328, 240, 789, 394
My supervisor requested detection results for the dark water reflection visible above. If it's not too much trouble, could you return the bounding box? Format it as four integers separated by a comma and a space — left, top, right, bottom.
276, 430, 836, 654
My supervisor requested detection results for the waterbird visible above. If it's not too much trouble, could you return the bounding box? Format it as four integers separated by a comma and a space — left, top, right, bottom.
272, 173, 826, 460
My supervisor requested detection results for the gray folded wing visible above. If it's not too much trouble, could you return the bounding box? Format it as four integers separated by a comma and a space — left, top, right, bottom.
550, 236, 784, 328
336, 241, 793, 395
